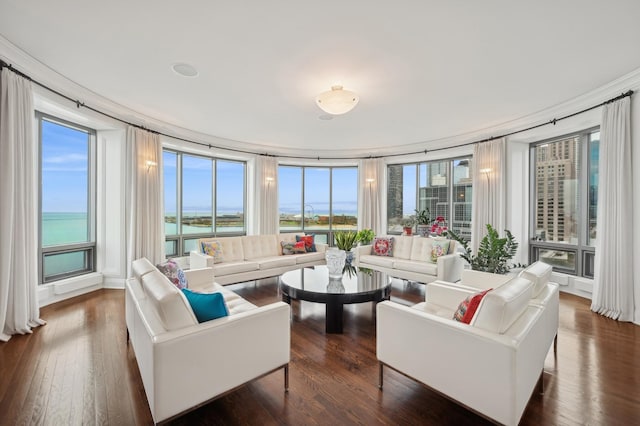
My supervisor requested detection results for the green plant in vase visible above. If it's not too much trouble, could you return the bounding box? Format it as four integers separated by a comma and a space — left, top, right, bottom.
356, 228, 375, 245
334, 231, 358, 264
445, 224, 518, 274
414, 208, 431, 236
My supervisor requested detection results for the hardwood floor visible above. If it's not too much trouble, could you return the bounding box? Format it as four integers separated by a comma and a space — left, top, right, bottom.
1, 279, 638, 425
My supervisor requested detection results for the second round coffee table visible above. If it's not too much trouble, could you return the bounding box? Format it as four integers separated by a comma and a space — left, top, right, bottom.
279, 265, 392, 333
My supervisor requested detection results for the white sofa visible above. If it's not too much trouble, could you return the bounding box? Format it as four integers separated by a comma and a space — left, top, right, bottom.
125, 258, 291, 424
354, 235, 463, 284
377, 272, 558, 426
190, 233, 327, 285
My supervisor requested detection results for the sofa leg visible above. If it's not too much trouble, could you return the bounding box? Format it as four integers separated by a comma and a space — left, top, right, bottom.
378, 362, 384, 389
554, 333, 558, 355
284, 364, 289, 392
126, 328, 129, 344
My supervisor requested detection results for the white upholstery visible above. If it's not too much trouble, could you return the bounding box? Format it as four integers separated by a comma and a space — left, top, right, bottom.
140, 270, 198, 331
519, 261, 553, 297
190, 233, 327, 285
458, 269, 512, 290
125, 257, 291, 424
354, 236, 463, 284
377, 276, 554, 426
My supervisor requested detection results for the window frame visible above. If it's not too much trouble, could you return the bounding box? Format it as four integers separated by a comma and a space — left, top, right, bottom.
528, 127, 599, 278
163, 149, 247, 257
385, 156, 473, 239
37, 112, 97, 284
277, 165, 359, 245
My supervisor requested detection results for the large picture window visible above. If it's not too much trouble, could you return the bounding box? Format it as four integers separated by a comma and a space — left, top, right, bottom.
278, 165, 358, 244
164, 150, 246, 256
530, 128, 599, 277
387, 158, 472, 239
38, 113, 96, 283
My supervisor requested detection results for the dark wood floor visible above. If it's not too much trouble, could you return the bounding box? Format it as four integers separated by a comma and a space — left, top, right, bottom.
1, 279, 639, 426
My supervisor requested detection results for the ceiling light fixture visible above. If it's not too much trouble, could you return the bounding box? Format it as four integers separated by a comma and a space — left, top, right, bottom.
315, 85, 359, 115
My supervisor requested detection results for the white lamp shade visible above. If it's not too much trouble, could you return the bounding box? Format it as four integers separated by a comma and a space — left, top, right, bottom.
315, 85, 359, 115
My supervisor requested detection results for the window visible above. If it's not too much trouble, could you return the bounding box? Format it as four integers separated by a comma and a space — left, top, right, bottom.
278, 166, 358, 244
386, 157, 472, 239
529, 128, 599, 277
38, 113, 96, 283
163, 150, 246, 256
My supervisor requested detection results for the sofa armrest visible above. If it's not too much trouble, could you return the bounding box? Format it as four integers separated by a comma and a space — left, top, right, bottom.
354, 244, 373, 265
150, 302, 291, 421
460, 269, 512, 290
183, 267, 215, 291
315, 243, 328, 253
190, 250, 214, 269
436, 253, 463, 282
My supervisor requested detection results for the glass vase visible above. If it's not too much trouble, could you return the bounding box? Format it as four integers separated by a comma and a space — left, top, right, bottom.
325, 248, 346, 279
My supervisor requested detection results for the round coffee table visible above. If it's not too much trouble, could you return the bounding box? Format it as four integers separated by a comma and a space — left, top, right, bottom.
279, 265, 392, 333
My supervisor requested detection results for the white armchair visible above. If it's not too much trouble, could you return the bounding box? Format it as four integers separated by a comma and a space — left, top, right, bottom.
377, 276, 554, 425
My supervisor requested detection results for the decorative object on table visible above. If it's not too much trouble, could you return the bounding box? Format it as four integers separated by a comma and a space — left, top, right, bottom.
335, 230, 358, 264
414, 208, 431, 236
401, 217, 415, 235
430, 216, 448, 236
355, 228, 375, 245
325, 247, 347, 279
446, 224, 518, 274
327, 277, 346, 293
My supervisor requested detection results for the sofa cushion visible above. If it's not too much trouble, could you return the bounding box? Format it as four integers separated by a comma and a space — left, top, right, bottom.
156, 259, 188, 289
257, 255, 298, 269
296, 234, 316, 252
472, 277, 533, 334
243, 235, 280, 258
212, 284, 258, 314
392, 236, 413, 260
373, 237, 394, 256
453, 289, 491, 324
409, 237, 433, 262
140, 270, 198, 331
294, 251, 325, 264
518, 261, 553, 297
393, 259, 437, 275
132, 258, 156, 279
430, 240, 451, 263
281, 241, 306, 255
361, 254, 395, 268
413, 301, 453, 319
181, 289, 229, 323
201, 240, 224, 263
213, 261, 260, 277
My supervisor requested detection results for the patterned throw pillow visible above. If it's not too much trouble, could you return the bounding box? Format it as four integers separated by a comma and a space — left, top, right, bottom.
156, 259, 188, 290
430, 239, 451, 263
452, 289, 492, 324
296, 234, 316, 252
201, 241, 224, 263
281, 240, 307, 255
373, 237, 394, 256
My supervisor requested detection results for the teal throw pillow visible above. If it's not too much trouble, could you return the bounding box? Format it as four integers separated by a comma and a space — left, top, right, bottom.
181, 289, 229, 323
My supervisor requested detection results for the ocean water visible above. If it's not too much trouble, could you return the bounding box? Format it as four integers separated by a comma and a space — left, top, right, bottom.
42, 212, 89, 247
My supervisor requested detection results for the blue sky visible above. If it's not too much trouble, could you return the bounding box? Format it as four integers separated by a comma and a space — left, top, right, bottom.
41, 120, 89, 213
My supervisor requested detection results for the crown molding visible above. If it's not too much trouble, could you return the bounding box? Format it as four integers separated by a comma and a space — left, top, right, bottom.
2, 34, 639, 160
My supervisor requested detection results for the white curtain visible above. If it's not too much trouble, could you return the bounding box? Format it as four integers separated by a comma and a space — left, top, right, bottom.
591, 98, 634, 321
0, 69, 45, 342
358, 158, 383, 235
471, 138, 506, 254
126, 126, 164, 276
255, 156, 279, 235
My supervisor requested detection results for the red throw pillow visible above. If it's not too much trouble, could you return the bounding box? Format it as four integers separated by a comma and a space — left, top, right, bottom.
296, 235, 316, 252
453, 289, 492, 324
373, 237, 394, 256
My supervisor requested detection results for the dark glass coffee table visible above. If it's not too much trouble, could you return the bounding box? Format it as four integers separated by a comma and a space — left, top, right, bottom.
279, 265, 392, 333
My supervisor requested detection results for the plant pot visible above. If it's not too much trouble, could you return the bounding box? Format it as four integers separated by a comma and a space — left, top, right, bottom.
416, 224, 429, 237
325, 248, 346, 279
403, 226, 413, 236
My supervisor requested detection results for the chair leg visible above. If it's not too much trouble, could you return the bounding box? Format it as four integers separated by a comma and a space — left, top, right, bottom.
554, 333, 558, 355
378, 362, 384, 389
284, 364, 289, 392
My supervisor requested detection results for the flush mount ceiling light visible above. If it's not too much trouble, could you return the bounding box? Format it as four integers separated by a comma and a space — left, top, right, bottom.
172, 62, 199, 78
315, 85, 359, 115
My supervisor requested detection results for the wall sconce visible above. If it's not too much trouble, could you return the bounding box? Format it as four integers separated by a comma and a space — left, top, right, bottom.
146, 160, 157, 173
479, 168, 492, 184
366, 178, 375, 187
265, 176, 274, 187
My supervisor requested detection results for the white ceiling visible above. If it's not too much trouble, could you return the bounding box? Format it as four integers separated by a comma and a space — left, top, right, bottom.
1, 0, 640, 157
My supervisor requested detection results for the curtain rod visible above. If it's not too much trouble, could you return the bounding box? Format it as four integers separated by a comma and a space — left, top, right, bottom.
1, 59, 634, 160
